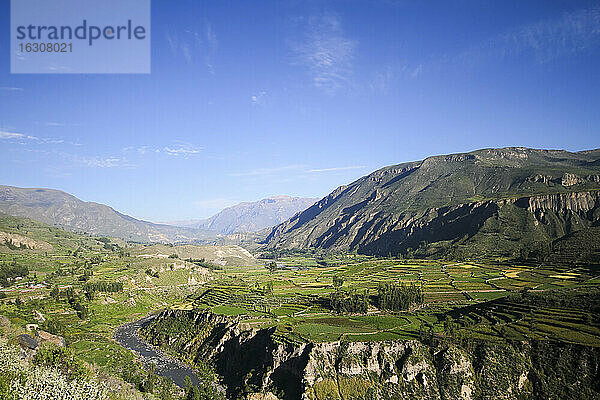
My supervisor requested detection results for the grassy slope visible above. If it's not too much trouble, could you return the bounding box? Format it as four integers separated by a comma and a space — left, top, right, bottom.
0, 214, 218, 398
132, 243, 258, 266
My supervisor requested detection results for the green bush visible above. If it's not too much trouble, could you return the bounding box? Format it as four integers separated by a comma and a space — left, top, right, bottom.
0, 338, 105, 400
33, 343, 89, 381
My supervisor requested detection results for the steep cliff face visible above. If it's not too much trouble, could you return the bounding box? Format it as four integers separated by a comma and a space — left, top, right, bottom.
141, 310, 311, 399
141, 310, 600, 400
303, 340, 600, 400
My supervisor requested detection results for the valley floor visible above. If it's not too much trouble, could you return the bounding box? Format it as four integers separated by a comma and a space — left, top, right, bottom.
1, 214, 600, 399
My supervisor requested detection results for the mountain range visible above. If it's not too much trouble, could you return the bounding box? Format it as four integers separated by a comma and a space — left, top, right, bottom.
0, 186, 317, 243
265, 147, 600, 264
174, 195, 317, 235
0, 185, 214, 243
3, 147, 600, 263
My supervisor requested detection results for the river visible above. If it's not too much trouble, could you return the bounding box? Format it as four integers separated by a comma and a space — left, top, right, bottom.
113, 315, 202, 389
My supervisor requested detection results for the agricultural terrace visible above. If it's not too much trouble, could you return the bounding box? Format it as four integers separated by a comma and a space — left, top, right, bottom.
183, 256, 600, 345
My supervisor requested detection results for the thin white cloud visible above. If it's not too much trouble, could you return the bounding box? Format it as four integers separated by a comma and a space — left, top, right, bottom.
122, 143, 203, 158
205, 23, 218, 52
462, 6, 600, 64
0, 130, 65, 145
181, 43, 193, 64
136, 146, 150, 155
204, 23, 218, 74
4, 142, 133, 171
122, 145, 151, 155
290, 13, 357, 94
251, 91, 267, 105
369, 66, 396, 93
163, 144, 202, 157
40, 138, 64, 144
410, 64, 423, 78
368, 63, 424, 93
0, 87, 23, 92
308, 165, 366, 173
0, 131, 27, 139
204, 55, 215, 75
166, 22, 217, 73
166, 32, 178, 55
83, 157, 124, 168
64, 153, 134, 169
48, 152, 135, 169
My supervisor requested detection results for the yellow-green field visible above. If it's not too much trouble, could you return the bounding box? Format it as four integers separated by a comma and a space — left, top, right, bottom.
187, 257, 600, 344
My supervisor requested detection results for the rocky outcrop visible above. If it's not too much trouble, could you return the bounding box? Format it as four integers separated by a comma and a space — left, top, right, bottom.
17, 334, 39, 350
36, 330, 66, 347
301, 340, 534, 400
526, 190, 600, 215
141, 309, 312, 399
141, 310, 600, 400
0, 231, 52, 250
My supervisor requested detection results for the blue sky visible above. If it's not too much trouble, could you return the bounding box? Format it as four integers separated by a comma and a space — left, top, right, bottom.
1, 0, 599, 222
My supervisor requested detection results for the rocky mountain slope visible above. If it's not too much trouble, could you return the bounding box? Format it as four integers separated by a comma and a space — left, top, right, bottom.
264, 148, 600, 262
183, 196, 317, 235
141, 309, 600, 400
0, 185, 214, 243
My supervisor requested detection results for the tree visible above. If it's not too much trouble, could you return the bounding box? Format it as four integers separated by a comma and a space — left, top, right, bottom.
50, 286, 60, 300
84, 289, 94, 301
264, 281, 274, 294
184, 376, 193, 395
33, 343, 89, 380
329, 289, 369, 314
377, 282, 424, 311
443, 315, 456, 337
140, 363, 157, 393
332, 275, 344, 289
267, 261, 278, 273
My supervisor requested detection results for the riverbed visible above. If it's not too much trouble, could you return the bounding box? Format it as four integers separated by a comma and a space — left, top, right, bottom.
113, 315, 202, 389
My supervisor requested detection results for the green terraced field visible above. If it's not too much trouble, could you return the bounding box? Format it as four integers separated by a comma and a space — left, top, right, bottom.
183, 257, 600, 345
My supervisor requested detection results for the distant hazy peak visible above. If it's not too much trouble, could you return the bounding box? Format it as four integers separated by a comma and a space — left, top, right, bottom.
184, 195, 318, 235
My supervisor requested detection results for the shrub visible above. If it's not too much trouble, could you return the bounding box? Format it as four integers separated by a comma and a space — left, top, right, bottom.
0, 338, 105, 400
11, 367, 106, 400
33, 343, 89, 381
